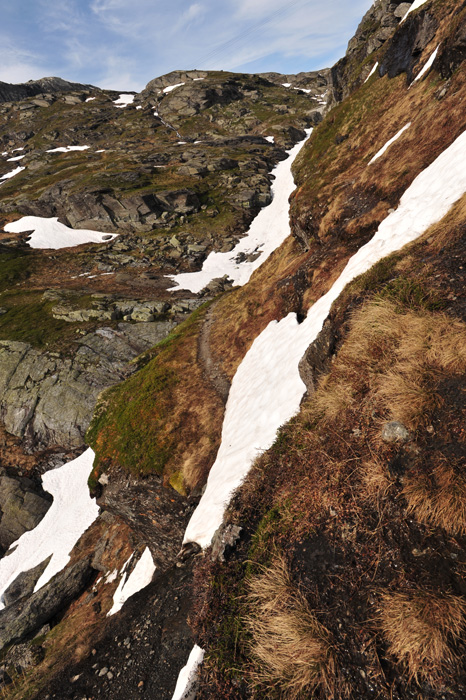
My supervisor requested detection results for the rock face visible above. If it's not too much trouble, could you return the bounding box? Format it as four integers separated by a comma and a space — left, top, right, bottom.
0, 77, 97, 105
0, 322, 176, 450
379, 8, 438, 81
0, 472, 51, 554
330, 0, 414, 102
0, 558, 93, 650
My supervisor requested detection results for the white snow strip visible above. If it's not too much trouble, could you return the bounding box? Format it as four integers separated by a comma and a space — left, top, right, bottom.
369, 122, 411, 164
169, 129, 312, 293
163, 82, 185, 93
46, 145, 90, 153
184, 128, 466, 548
0, 449, 99, 607
12, 147, 24, 152
0, 166, 25, 181
107, 547, 156, 616
414, 45, 439, 82
282, 82, 291, 88
7, 154, 25, 162
96, 149, 106, 153
4, 216, 118, 249
85, 97, 96, 102
178, 141, 187, 145
136, 105, 142, 110
265, 136, 275, 143
193, 78, 205, 81
113, 93, 135, 107
401, 0, 429, 21
364, 62, 379, 83
294, 87, 312, 94
170, 646, 205, 700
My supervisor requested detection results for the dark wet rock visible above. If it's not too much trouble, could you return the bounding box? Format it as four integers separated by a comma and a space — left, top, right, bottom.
2, 557, 51, 607
437, 12, 466, 79
211, 524, 242, 562
379, 9, 438, 82
0, 558, 93, 650
381, 421, 411, 443
0, 473, 51, 554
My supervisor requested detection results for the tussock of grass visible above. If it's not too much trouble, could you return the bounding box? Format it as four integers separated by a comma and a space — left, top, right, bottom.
379, 590, 466, 681
246, 555, 335, 699
403, 459, 466, 536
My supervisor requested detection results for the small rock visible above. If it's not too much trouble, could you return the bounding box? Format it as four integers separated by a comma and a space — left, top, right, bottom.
99, 667, 108, 676
381, 421, 410, 444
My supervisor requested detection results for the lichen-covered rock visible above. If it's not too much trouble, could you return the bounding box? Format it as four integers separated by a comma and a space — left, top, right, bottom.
0, 473, 51, 554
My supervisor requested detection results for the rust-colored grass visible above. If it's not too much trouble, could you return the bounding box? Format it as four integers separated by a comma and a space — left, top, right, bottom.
379, 590, 466, 681
246, 555, 335, 699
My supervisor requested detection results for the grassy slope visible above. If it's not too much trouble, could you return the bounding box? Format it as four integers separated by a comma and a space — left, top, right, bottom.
189, 3, 466, 698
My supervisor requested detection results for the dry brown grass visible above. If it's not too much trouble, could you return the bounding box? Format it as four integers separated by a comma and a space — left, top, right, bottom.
403, 459, 466, 536
359, 458, 394, 500
310, 299, 466, 429
246, 555, 335, 699
378, 590, 466, 681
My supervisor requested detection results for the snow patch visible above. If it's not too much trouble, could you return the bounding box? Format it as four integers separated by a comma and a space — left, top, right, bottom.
265, 136, 275, 143
168, 129, 312, 293
369, 122, 411, 164
7, 154, 25, 162
170, 646, 205, 700
4, 216, 118, 249
413, 45, 439, 83
46, 145, 90, 153
294, 87, 311, 94
364, 62, 379, 83
163, 82, 185, 93
107, 547, 156, 616
0, 166, 25, 181
184, 128, 466, 548
85, 97, 96, 102
0, 449, 99, 608
113, 94, 135, 107
282, 82, 291, 88
401, 0, 429, 21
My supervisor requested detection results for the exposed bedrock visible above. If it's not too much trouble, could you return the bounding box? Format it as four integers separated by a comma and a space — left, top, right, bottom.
0, 322, 176, 451
0, 471, 51, 555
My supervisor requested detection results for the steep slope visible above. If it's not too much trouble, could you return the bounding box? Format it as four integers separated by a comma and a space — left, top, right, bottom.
0, 0, 465, 698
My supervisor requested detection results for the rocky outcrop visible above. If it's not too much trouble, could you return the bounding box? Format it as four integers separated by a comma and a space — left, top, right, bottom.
0, 322, 177, 450
0, 558, 93, 650
379, 7, 438, 81
0, 77, 97, 105
0, 472, 51, 554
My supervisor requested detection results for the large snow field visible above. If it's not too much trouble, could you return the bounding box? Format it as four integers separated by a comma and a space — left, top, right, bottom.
369, 122, 411, 164
107, 547, 156, 616
0, 449, 99, 608
4, 216, 118, 249
168, 129, 312, 293
184, 127, 466, 548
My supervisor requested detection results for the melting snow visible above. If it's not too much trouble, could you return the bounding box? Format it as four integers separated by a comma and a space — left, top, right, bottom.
295, 87, 312, 94
0, 166, 25, 181
369, 122, 411, 164
5, 216, 117, 249
414, 45, 439, 82
168, 129, 312, 293
163, 82, 185, 93
401, 0, 429, 21
265, 136, 275, 143
46, 145, 90, 153
113, 94, 135, 107
107, 547, 156, 616
184, 127, 466, 548
7, 154, 25, 162
282, 82, 291, 88
0, 449, 99, 608
85, 97, 96, 102
170, 646, 205, 700
364, 62, 379, 83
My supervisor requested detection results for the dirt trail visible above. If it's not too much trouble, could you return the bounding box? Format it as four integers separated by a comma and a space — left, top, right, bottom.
198, 301, 231, 404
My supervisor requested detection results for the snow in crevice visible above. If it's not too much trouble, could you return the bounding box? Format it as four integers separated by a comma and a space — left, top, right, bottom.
168, 129, 312, 293
4, 216, 118, 249
413, 45, 439, 83
364, 62, 379, 83
171, 646, 205, 700
401, 0, 429, 21
7, 154, 25, 162
369, 122, 411, 164
183, 127, 466, 549
162, 82, 185, 94
46, 145, 90, 153
107, 547, 155, 616
0, 165, 25, 182
0, 449, 99, 609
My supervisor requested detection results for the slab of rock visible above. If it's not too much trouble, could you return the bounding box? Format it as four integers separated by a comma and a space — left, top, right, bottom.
0, 473, 51, 553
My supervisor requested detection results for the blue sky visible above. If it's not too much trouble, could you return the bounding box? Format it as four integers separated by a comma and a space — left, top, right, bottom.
0, 0, 374, 92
